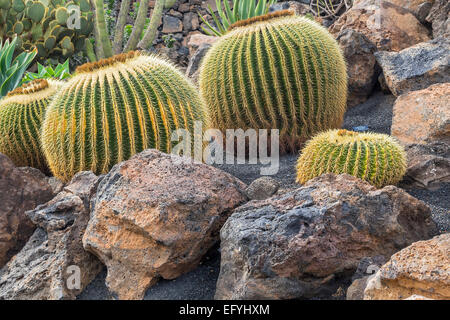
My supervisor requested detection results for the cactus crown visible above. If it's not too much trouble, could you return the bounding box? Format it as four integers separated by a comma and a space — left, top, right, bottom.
296, 129, 407, 188
7, 79, 49, 96
2, 79, 60, 105
228, 10, 295, 31
75, 50, 141, 74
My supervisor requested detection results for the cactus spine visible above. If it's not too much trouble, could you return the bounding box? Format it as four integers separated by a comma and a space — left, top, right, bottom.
199, 10, 348, 152
0, 79, 61, 171
296, 129, 407, 188
41, 51, 206, 182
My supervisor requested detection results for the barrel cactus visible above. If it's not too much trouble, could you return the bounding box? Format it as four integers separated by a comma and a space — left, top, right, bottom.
0, 0, 94, 61
296, 129, 407, 188
199, 10, 348, 152
0, 79, 61, 171
41, 51, 206, 182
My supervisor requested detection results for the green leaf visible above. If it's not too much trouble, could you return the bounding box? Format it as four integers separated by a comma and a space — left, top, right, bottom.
209, 5, 227, 34
216, 0, 230, 30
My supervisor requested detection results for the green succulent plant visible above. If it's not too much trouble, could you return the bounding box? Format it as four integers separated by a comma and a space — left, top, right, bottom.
0, 79, 61, 170
296, 129, 407, 188
41, 51, 207, 182
199, 10, 348, 153
90, 0, 177, 61
0, 0, 94, 62
0, 36, 37, 98
22, 59, 71, 83
199, 0, 278, 36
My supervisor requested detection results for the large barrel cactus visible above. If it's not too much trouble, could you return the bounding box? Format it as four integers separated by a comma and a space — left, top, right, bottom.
199, 10, 348, 152
296, 129, 407, 188
0, 79, 61, 171
42, 51, 206, 181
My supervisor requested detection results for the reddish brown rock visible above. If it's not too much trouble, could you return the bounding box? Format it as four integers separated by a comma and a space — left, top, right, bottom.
215, 174, 437, 300
347, 276, 371, 300
391, 83, 450, 145
0, 172, 103, 300
364, 233, 450, 300
0, 154, 55, 267
83, 149, 247, 300
187, 33, 218, 56
330, 0, 431, 52
388, 0, 434, 15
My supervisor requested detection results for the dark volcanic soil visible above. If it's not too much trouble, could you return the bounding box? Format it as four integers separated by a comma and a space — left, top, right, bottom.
78, 90, 449, 300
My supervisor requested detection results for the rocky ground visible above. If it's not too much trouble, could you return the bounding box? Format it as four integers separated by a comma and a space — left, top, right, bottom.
76, 89, 449, 300
0, 0, 448, 302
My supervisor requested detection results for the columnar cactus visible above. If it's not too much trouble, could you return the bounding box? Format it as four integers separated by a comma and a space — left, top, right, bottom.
0, 79, 61, 171
41, 51, 206, 181
199, 10, 348, 152
296, 129, 407, 188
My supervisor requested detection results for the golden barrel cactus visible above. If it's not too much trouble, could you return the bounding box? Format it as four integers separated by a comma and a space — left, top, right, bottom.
0, 79, 61, 171
296, 129, 407, 188
199, 10, 348, 152
42, 51, 206, 181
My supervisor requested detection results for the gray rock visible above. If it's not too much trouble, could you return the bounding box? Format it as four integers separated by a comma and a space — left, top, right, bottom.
0, 154, 55, 267
0, 172, 103, 300
401, 142, 450, 189
352, 256, 387, 281
162, 15, 183, 34
269, 1, 310, 15
245, 177, 279, 200
336, 29, 379, 107
374, 37, 450, 96
47, 177, 65, 195
426, 0, 450, 39
186, 43, 211, 84
215, 174, 438, 300
416, 1, 433, 24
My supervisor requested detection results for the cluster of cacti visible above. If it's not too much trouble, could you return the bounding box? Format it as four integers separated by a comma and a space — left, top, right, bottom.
199, 10, 348, 153
0, 0, 94, 61
0, 79, 61, 171
90, 0, 177, 61
41, 51, 206, 182
296, 129, 407, 188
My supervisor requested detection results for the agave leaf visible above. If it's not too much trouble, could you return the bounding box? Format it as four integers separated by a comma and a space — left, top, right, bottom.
232, 0, 239, 22
255, 0, 265, 15
223, 0, 234, 25
216, 0, 230, 30
209, 5, 227, 34
0, 63, 19, 96
198, 13, 222, 36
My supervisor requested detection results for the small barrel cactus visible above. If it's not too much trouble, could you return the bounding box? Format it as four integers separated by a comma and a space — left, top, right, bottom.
42, 51, 206, 182
296, 129, 407, 188
199, 10, 348, 153
0, 79, 61, 171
